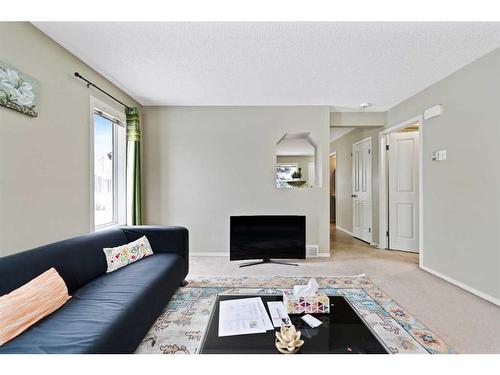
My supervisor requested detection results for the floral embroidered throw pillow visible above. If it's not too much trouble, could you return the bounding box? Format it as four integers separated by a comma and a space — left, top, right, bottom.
103, 236, 154, 273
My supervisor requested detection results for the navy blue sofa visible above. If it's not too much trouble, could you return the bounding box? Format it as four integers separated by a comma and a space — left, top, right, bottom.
0, 226, 188, 354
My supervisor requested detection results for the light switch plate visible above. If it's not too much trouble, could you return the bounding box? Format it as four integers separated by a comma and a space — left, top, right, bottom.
432, 150, 447, 161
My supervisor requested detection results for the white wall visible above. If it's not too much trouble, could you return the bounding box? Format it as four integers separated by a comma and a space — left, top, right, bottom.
386, 47, 500, 303
143, 106, 330, 255
330, 127, 354, 142
0, 23, 142, 257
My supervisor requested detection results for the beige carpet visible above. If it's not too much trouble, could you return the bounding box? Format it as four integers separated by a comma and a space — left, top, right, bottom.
188, 226, 500, 353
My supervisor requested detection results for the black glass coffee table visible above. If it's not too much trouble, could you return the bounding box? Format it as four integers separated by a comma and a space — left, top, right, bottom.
199, 294, 389, 354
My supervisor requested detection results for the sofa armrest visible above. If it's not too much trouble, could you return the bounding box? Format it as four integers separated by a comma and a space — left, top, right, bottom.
120, 226, 189, 276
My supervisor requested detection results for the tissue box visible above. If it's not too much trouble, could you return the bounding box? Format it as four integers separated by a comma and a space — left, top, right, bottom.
283, 290, 330, 314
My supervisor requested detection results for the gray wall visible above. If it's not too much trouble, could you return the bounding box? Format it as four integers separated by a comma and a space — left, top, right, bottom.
330, 112, 385, 127
143, 106, 331, 255
0, 22, 142, 257
386, 47, 500, 302
329, 127, 383, 244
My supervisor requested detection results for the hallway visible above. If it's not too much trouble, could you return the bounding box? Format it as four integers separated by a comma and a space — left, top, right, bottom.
330, 223, 418, 263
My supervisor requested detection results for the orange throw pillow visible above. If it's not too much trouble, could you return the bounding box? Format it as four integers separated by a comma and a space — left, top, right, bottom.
0, 268, 71, 346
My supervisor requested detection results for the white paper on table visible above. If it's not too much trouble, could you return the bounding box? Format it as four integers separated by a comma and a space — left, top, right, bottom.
267, 301, 291, 327
256, 298, 274, 331
301, 314, 322, 328
218, 297, 272, 337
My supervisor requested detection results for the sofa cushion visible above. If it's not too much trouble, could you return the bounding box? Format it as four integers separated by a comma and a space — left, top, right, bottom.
0, 253, 185, 354
103, 235, 154, 273
0, 268, 71, 346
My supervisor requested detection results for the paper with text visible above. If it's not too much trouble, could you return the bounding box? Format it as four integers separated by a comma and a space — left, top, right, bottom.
267, 301, 291, 327
218, 297, 272, 337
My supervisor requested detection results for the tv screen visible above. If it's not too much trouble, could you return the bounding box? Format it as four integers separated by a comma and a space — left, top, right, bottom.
230, 215, 306, 261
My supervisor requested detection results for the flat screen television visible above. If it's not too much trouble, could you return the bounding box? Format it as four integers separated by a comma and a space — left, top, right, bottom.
230, 215, 306, 267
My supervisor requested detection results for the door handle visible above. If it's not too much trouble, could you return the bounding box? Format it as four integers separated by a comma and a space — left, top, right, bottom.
352, 194, 357, 198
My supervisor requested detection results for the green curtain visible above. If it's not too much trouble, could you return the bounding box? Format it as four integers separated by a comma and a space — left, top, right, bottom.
126, 107, 142, 225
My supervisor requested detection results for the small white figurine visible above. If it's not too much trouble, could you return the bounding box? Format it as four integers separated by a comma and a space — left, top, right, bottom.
275, 324, 304, 354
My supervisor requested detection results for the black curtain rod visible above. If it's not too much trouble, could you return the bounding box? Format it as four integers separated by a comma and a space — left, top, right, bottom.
74, 72, 133, 112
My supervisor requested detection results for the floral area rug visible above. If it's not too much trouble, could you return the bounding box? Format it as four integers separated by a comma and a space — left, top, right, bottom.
135, 275, 454, 354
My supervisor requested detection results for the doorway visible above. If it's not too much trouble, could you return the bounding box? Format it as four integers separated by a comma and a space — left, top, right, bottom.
329, 153, 336, 223
351, 137, 372, 243
379, 116, 423, 255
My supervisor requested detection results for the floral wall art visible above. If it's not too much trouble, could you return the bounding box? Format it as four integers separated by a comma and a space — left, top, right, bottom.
0, 62, 39, 117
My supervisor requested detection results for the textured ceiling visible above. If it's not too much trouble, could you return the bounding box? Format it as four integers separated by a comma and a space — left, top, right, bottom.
34, 22, 500, 110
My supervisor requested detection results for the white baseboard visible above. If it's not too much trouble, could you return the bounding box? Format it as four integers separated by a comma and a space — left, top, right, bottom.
318, 253, 331, 258
420, 265, 500, 307
335, 226, 353, 236
190, 252, 228, 257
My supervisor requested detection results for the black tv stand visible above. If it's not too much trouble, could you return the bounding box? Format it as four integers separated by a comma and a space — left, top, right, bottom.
238, 258, 299, 268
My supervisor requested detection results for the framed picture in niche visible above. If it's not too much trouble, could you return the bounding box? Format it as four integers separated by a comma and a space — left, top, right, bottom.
0, 61, 39, 117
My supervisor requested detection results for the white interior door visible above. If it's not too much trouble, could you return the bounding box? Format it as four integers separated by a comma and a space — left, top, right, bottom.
389, 131, 419, 252
352, 138, 372, 243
